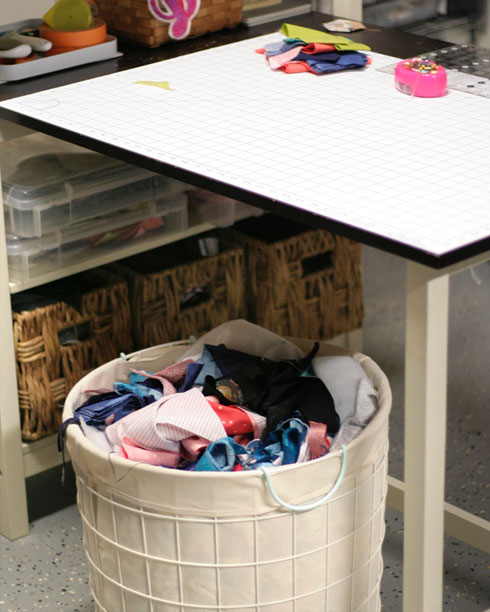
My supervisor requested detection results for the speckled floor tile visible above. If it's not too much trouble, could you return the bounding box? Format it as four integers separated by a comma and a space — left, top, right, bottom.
0, 499, 93, 611
381, 507, 490, 611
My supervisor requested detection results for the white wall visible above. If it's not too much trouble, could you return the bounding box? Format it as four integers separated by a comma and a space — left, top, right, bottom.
316, 0, 363, 20
479, 1, 490, 47
3, 0, 54, 24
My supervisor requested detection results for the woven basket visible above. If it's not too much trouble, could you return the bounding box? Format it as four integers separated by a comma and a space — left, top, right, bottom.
97, 0, 243, 48
233, 214, 364, 340
110, 231, 246, 348
13, 269, 133, 441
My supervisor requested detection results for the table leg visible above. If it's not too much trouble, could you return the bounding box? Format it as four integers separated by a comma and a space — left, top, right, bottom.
403, 261, 449, 612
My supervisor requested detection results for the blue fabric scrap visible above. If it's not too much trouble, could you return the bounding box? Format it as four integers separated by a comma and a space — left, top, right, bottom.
263, 40, 304, 56
195, 437, 248, 472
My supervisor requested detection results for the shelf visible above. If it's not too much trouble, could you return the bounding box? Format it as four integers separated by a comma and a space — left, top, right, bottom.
22, 433, 68, 478
242, 0, 312, 26
9, 221, 215, 294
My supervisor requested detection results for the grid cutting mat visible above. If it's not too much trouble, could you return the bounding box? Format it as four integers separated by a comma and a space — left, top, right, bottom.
377, 44, 490, 99
425, 44, 490, 78
2, 33, 490, 257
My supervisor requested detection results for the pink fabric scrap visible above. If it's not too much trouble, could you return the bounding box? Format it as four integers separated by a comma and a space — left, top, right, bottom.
131, 358, 195, 396
267, 46, 303, 70
280, 61, 315, 74
181, 435, 210, 461
105, 388, 226, 455
300, 43, 336, 54
308, 421, 330, 460
119, 436, 181, 467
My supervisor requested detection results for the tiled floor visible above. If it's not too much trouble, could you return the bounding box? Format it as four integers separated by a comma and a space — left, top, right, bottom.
1, 246, 489, 611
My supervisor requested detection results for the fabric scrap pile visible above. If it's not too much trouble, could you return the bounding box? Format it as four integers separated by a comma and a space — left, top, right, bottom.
65, 320, 378, 472
256, 23, 371, 75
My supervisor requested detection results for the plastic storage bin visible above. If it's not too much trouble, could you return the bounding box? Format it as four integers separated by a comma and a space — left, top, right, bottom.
1, 132, 186, 237
7, 192, 188, 285
188, 188, 263, 227
63, 336, 392, 612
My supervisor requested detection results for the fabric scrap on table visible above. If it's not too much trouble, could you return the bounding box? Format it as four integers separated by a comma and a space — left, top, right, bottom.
257, 23, 370, 76
280, 23, 370, 51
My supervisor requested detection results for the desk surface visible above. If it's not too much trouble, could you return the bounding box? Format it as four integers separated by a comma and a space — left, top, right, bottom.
1, 12, 488, 268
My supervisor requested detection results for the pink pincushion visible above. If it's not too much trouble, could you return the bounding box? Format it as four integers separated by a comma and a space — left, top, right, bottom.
395, 57, 447, 98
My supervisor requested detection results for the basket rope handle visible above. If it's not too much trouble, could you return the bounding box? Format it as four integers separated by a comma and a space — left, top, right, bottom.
260, 444, 347, 512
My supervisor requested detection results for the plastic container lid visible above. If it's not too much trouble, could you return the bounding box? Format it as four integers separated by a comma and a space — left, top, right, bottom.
6, 193, 188, 256
0, 132, 157, 211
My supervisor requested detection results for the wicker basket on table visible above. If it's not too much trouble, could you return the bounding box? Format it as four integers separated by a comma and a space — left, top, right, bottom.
110, 230, 246, 349
12, 269, 133, 441
97, 0, 243, 48
232, 214, 364, 340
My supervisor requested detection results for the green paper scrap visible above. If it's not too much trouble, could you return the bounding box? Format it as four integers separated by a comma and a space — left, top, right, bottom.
134, 81, 173, 90
280, 23, 370, 51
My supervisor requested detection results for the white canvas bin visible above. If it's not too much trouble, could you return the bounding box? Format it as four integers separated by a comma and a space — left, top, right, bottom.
63, 337, 392, 612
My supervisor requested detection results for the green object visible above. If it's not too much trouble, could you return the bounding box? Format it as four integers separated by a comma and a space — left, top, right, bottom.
43, 0, 93, 31
134, 81, 173, 90
280, 23, 370, 51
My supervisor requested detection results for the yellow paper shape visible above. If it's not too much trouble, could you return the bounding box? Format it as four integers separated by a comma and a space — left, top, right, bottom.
134, 81, 173, 90
43, 0, 93, 31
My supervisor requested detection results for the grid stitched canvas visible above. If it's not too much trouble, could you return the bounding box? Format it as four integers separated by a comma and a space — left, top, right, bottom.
2, 33, 490, 257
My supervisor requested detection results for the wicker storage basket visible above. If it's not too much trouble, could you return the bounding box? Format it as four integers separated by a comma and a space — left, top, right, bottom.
111, 231, 246, 348
97, 0, 243, 48
233, 214, 364, 340
12, 269, 133, 441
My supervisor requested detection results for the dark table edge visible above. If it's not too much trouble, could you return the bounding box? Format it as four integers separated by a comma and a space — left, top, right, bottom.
1, 12, 488, 270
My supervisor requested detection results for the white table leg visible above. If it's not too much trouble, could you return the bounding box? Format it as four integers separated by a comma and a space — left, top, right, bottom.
403, 261, 449, 612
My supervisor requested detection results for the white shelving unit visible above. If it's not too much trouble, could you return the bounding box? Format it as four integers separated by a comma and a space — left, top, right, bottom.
2, 124, 354, 541
8, 221, 216, 294
0, 127, 226, 540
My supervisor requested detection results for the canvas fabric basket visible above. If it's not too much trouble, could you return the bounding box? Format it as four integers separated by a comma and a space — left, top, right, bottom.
63, 336, 391, 612
110, 232, 245, 349
13, 269, 133, 441
97, 0, 243, 48
233, 215, 364, 340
